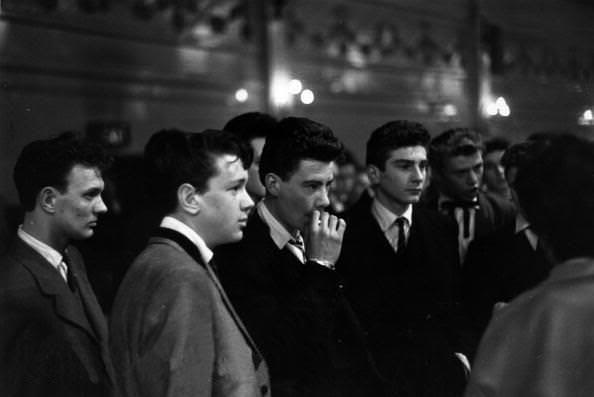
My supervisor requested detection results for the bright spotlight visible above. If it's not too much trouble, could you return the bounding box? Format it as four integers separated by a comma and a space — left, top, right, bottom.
235, 88, 248, 103
288, 79, 303, 95
300, 89, 314, 105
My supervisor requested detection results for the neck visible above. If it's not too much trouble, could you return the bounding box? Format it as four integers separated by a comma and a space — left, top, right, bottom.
374, 191, 411, 217
263, 198, 300, 237
22, 212, 68, 252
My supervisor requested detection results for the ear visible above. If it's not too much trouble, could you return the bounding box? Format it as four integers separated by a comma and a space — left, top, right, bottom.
264, 173, 282, 197
177, 183, 200, 215
39, 187, 58, 214
367, 165, 381, 186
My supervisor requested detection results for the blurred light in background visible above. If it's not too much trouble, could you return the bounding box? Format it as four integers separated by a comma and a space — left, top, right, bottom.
235, 88, 248, 103
300, 89, 315, 105
288, 79, 303, 95
271, 71, 292, 108
484, 96, 510, 117
578, 108, 594, 125
443, 103, 458, 117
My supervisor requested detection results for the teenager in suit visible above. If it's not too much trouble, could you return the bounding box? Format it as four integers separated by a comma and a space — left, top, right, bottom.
215, 117, 385, 397
336, 120, 472, 397
0, 132, 115, 396
109, 129, 270, 397
424, 128, 515, 264
466, 135, 594, 397
463, 140, 554, 341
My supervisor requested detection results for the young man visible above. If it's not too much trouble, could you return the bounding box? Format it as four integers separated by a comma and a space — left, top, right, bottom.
224, 112, 278, 202
462, 140, 553, 339
425, 128, 515, 263
337, 120, 472, 397
109, 129, 270, 397
481, 137, 511, 200
0, 133, 115, 396
215, 117, 384, 397
466, 134, 594, 397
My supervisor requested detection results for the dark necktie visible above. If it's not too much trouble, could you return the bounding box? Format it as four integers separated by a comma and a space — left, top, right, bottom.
395, 217, 407, 253
62, 253, 78, 293
441, 201, 478, 239
288, 235, 306, 262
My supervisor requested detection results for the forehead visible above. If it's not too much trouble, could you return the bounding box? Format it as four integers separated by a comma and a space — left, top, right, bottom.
289, 159, 335, 181
209, 154, 247, 182
385, 146, 427, 162
445, 152, 483, 171
65, 165, 103, 188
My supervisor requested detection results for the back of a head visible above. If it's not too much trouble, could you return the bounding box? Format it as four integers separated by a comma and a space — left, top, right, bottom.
484, 137, 511, 155
501, 139, 552, 186
259, 117, 343, 182
144, 128, 253, 215
366, 120, 431, 170
223, 112, 278, 142
514, 134, 594, 261
13, 131, 111, 211
429, 127, 483, 172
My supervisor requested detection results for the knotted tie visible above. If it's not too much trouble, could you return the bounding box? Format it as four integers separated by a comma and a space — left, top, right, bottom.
288, 234, 306, 263
441, 201, 479, 239
61, 254, 78, 293
394, 217, 407, 253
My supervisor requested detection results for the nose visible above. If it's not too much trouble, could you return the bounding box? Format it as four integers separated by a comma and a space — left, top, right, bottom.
411, 165, 425, 183
241, 188, 254, 212
95, 195, 108, 214
467, 170, 480, 187
316, 185, 331, 209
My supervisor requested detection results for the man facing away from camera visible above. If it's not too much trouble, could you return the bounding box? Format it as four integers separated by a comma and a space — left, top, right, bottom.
0, 132, 115, 396
215, 117, 386, 397
110, 129, 270, 397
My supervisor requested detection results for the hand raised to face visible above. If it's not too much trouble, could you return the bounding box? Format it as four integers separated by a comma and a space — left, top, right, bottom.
304, 210, 346, 268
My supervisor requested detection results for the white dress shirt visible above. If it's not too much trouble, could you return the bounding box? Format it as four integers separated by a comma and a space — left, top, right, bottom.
18, 225, 68, 282
160, 216, 213, 265
257, 201, 306, 263
371, 198, 412, 253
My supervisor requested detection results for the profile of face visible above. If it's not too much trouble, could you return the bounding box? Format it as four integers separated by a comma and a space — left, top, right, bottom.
334, 163, 357, 202
439, 151, 484, 202
197, 154, 254, 247
247, 137, 266, 200
483, 150, 509, 195
369, 146, 427, 214
267, 159, 334, 234
53, 165, 107, 242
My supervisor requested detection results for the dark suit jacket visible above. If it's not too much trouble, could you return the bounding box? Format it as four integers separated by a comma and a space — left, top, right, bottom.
336, 199, 473, 397
423, 191, 515, 239
0, 238, 114, 397
110, 229, 270, 397
462, 220, 553, 342
215, 211, 385, 397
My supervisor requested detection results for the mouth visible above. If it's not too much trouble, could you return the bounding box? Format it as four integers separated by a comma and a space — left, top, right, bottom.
406, 188, 422, 194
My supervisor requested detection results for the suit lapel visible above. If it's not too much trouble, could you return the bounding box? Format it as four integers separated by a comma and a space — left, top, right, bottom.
14, 239, 98, 342
153, 227, 265, 368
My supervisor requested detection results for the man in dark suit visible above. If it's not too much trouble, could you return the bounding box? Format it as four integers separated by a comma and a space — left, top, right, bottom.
110, 129, 270, 397
463, 140, 553, 340
215, 117, 384, 397
424, 128, 515, 264
337, 120, 472, 397
0, 132, 115, 396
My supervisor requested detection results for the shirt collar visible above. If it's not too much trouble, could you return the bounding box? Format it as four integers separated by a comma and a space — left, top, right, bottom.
160, 216, 213, 264
257, 200, 298, 250
371, 198, 413, 232
18, 225, 64, 270
515, 213, 530, 234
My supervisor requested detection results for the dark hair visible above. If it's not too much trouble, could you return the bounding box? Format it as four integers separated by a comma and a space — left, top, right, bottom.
223, 112, 277, 142
366, 120, 431, 170
484, 137, 511, 155
501, 140, 551, 187
259, 117, 343, 182
13, 131, 111, 211
144, 128, 253, 214
514, 134, 594, 261
429, 127, 483, 172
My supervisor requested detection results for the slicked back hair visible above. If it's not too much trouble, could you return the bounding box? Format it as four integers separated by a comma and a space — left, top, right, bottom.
14, 131, 111, 211
259, 117, 343, 183
366, 120, 431, 171
144, 128, 253, 214
429, 128, 484, 173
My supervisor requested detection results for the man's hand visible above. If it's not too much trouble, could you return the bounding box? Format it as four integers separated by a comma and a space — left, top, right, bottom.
304, 210, 346, 268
